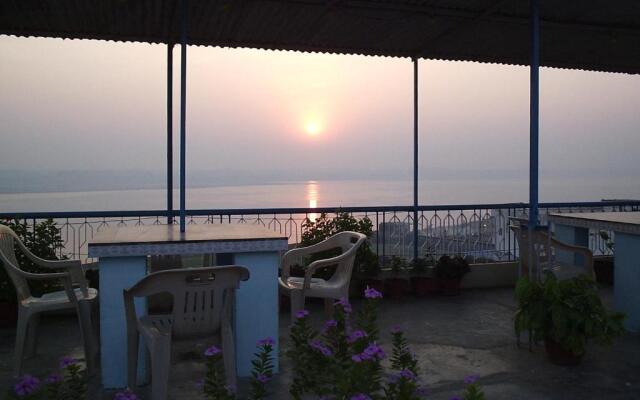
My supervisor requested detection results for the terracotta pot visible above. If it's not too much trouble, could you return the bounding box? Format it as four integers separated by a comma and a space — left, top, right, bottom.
439, 278, 462, 296
0, 302, 18, 328
544, 337, 583, 366
384, 278, 409, 300
410, 276, 438, 297
360, 278, 385, 297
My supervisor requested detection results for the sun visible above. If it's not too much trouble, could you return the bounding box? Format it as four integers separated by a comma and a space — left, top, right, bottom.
305, 121, 321, 136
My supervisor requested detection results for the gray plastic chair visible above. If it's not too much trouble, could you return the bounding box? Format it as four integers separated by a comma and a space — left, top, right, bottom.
0, 224, 98, 376
279, 231, 367, 324
124, 265, 249, 400
510, 223, 595, 280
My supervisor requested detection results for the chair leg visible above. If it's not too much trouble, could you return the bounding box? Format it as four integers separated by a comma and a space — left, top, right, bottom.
221, 326, 237, 390
289, 291, 305, 326
76, 300, 97, 375
13, 310, 31, 377
150, 339, 171, 400
24, 313, 40, 359
127, 331, 140, 389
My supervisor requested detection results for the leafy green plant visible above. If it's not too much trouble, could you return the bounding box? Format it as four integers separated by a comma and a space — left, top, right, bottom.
388, 256, 408, 276
514, 272, 626, 356
359, 248, 381, 279
435, 255, 470, 280
409, 256, 434, 276
203, 338, 275, 400
0, 218, 66, 303
461, 375, 486, 400
598, 230, 614, 252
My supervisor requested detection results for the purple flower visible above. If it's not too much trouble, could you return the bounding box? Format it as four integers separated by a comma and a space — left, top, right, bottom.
309, 339, 333, 357
361, 342, 385, 360
399, 369, 417, 381
364, 286, 383, 299
464, 375, 479, 385
204, 345, 221, 357
255, 374, 270, 384
14, 375, 40, 397
347, 329, 368, 343
59, 356, 77, 369
351, 394, 372, 400
257, 337, 275, 347
295, 309, 310, 319
351, 354, 363, 363
334, 297, 352, 313
323, 319, 337, 332
114, 389, 140, 400
390, 325, 403, 334
45, 373, 62, 384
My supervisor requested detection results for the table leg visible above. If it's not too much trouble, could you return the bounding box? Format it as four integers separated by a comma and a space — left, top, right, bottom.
614, 232, 640, 332
99, 256, 148, 388
233, 251, 280, 376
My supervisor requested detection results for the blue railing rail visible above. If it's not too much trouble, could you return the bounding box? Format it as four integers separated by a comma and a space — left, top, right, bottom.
2, 200, 639, 220
1, 200, 639, 262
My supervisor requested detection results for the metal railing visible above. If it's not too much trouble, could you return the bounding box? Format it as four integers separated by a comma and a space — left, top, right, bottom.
1, 201, 638, 263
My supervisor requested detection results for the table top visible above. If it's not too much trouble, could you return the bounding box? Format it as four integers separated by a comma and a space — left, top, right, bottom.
548, 212, 640, 235
87, 224, 289, 257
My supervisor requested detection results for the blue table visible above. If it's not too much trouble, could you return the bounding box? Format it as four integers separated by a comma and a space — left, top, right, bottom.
88, 224, 287, 389
549, 212, 640, 332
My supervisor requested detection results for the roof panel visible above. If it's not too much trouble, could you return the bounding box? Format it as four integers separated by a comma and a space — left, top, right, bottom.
1, 0, 639, 74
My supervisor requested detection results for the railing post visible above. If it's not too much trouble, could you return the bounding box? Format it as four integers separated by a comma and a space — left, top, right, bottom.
528, 0, 540, 275
167, 43, 174, 225
413, 57, 419, 261
179, 0, 188, 232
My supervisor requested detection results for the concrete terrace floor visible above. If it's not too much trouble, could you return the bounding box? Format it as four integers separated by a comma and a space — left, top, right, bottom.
1, 287, 639, 399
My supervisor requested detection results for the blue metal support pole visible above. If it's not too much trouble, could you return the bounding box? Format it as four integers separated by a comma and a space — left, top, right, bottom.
413, 58, 419, 260
529, 0, 540, 230
179, 0, 188, 232
167, 43, 174, 225
528, 0, 540, 275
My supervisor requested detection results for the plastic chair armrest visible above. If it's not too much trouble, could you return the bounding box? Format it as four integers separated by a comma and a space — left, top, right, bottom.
303, 252, 352, 290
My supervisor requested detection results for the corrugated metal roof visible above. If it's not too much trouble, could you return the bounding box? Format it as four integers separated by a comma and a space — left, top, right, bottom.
1, 0, 639, 74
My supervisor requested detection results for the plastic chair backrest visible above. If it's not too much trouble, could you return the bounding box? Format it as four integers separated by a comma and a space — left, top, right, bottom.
510, 224, 553, 277
0, 225, 32, 301
126, 266, 249, 339
326, 231, 367, 286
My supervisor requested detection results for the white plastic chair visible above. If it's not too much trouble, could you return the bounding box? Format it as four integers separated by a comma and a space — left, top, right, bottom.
0, 225, 98, 376
279, 231, 367, 324
124, 265, 249, 400
510, 223, 595, 280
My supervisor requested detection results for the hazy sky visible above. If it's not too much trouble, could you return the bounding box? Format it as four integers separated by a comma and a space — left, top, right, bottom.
1, 35, 639, 184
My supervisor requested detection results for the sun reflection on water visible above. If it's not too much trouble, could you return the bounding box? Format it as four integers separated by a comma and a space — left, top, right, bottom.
306, 181, 319, 222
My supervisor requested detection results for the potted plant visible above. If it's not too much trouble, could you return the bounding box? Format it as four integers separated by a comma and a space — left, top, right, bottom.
435, 255, 470, 296
515, 272, 626, 365
384, 256, 409, 300
409, 255, 437, 297
358, 248, 384, 295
